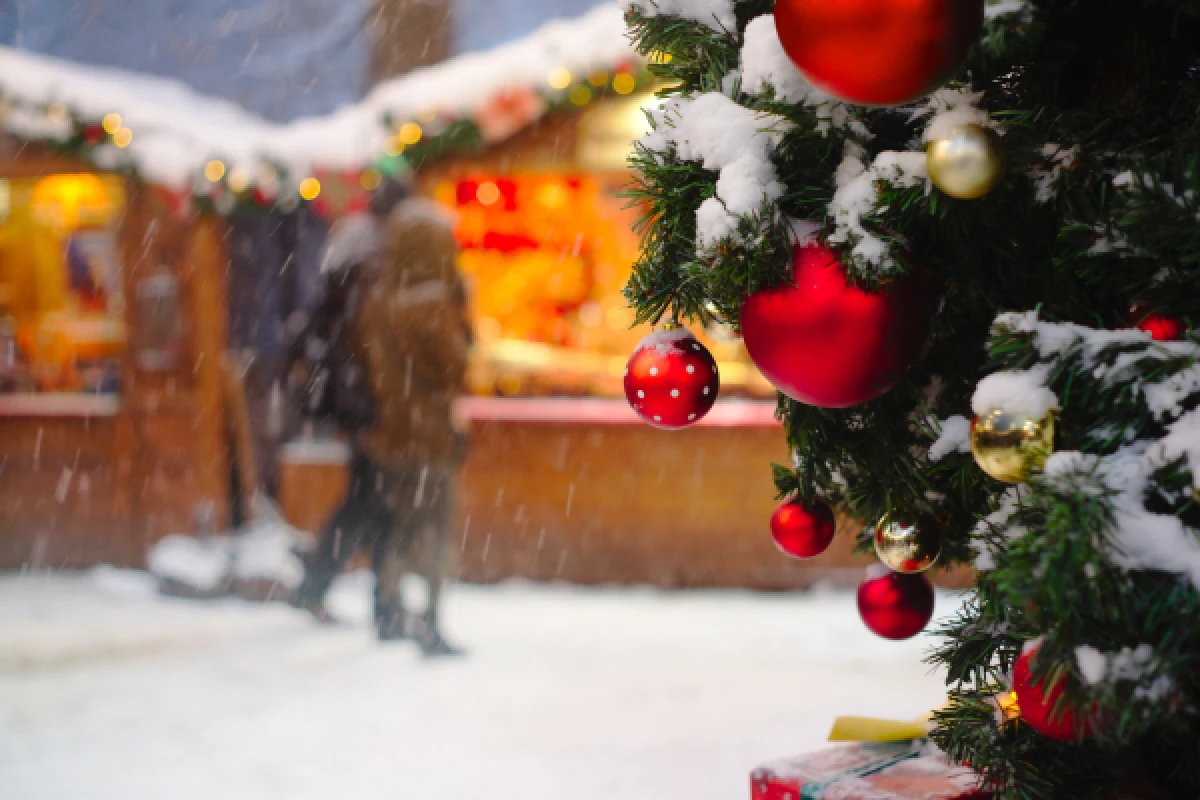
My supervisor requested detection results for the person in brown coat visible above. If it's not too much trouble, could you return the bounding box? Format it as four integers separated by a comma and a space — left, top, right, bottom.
294, 197, 470, 653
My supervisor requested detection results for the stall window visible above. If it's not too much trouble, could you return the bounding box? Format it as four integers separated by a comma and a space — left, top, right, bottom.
0, 174, 126, 395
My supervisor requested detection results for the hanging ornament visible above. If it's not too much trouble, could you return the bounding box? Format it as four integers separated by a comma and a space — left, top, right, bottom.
771, 499, 837, 559
857, 567, 935, 640
970, 409, 1056, 483
624, 327, 719, 429
773, 0, 985, 106
1013, 645, 1098, 741
926, 124, 1005, 199
1129, 303, 1186, 342
1138, 315, 1186, 342
872, 514, 941, 573
84, 125, 106, 145
740, 243, 931, 408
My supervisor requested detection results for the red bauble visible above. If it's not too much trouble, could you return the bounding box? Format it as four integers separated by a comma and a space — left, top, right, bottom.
771, 499, 837, 559
84, 125, 105, 145
624, 328, 719, 429
740, 244, 930, 408
1013, 645, 1097, 741
774, 0, 984, 106
1138, 315, 1185, 342
857, 568, 935, 640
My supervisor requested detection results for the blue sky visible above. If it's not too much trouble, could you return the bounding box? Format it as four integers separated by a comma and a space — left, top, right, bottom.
0, 0, 608, 122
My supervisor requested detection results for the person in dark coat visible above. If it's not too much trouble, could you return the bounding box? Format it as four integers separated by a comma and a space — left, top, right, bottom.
290, 187, 470, 655
355, 198, 470, 654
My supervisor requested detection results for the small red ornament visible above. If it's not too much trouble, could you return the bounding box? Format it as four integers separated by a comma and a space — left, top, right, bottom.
740, 243, 931, 408
624, 327, 719, 429
1013, 644, 1098, 741
1138, 315, 1186, 342
84, 125, 105, 145
771, 499, 837, 559
774, 0, 984, 106
857, 567, 935, 640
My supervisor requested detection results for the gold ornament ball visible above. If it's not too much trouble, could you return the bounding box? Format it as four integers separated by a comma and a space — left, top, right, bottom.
873, 515, 941, 574
970, 409, 1056, 484
926, 124, 1005, 200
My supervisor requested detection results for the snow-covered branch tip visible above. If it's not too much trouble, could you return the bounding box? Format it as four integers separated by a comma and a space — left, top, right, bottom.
738, 15, 866, 136
827, 145, 929, 276
621, 0, 737, 34
641, 92, 792, 254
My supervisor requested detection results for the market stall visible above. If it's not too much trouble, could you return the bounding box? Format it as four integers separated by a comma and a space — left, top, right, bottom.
0, 140, 229, 567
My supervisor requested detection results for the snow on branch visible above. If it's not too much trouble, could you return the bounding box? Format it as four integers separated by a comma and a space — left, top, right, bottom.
739, 15, 865, 136
622, 0, 737, 33
828, 149, 929, 275
641, 92, 792, 252
911, 87, 993, 144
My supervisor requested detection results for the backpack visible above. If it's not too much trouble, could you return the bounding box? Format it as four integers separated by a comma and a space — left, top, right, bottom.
286, 268, 376, 434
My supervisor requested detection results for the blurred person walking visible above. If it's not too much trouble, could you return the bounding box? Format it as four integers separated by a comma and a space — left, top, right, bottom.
290, 184, 470, 654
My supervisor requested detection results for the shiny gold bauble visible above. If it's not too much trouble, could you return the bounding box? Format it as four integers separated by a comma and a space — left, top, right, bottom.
926, 124, 1005, 200
970, 409, 1056, 483
872, 515, 941, 574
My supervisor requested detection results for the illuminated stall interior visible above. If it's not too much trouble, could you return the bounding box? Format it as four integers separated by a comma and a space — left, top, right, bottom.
0, 173, 127, 397
417, 90, 774, 399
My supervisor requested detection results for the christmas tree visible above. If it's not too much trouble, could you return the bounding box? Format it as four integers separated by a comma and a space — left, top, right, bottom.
619, 0, 1200, 797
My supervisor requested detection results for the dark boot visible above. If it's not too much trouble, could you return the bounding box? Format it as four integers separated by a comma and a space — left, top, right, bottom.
374, 602, 412, 642
413, 613, 464, 657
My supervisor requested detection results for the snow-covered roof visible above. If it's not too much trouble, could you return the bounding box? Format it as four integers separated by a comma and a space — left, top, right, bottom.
0, 4, 638, 205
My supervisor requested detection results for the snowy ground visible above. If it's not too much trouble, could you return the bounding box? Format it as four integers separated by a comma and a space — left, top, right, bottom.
0, 570, 963, 800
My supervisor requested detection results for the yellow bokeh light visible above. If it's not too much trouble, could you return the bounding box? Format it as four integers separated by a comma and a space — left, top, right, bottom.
536, 182, 567, 209
385, 135, 405, 157
228, 168, 250, 192
112, 127, 133, 148
399, 122, 423, 145
299, 177, 321, 201
569, 85, 593, 107
612, 73, 637, 95
361, 169, 383, 191
46, 104, 67, 121
102, 113, 122, 134
476, 181, 500, 205
588, 70, 609, 87
548, 67, 572, 90
204, 160, 226, 182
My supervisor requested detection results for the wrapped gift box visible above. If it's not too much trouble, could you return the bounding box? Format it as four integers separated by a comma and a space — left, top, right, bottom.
751, 740, 989, 800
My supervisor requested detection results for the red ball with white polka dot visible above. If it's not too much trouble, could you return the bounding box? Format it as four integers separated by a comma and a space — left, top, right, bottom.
624, 327, 720, 429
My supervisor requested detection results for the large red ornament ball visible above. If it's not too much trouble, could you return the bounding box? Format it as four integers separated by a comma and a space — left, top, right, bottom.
857, 567, 935, 640
1013, 645, 1098, 741
771, 499, 837, 559
740, 243, 931, 408
624, 327, 719, 429
774, 0, 985, 106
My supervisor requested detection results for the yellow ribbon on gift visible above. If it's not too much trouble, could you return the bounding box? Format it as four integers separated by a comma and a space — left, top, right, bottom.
827, 712, 934, 743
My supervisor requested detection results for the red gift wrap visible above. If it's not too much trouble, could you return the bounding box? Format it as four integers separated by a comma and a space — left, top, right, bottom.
751, 741, 989, 800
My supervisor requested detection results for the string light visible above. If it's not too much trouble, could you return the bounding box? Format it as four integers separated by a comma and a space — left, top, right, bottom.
299, 177, 321, 201
46, 104, 67, 122
548, 67, 572, 90
227, 168, 250, 192
204, 160, 226, 182
361, 169, 383, 191
612, 73, 637, 95
569, 85, 592, 106
113, 127, 133, 148
476, 181, 500, 205
399, 122, 423, 145
102, 113, 122, 134
385, 135, 405, 157
588, 70, 609, 87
